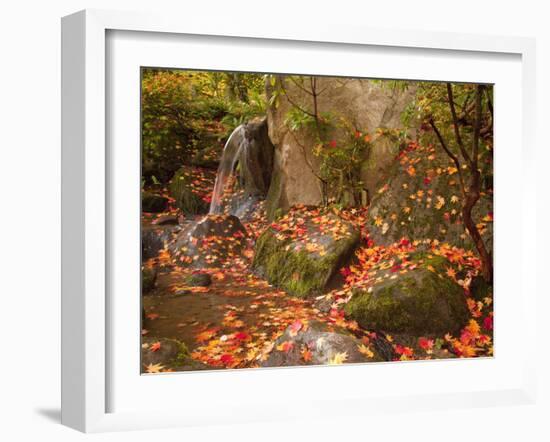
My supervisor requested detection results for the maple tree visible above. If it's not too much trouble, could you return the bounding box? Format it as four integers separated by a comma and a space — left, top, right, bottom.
422, 83, 493, 283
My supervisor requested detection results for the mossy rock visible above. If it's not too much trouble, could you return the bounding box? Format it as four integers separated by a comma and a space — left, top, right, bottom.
344, 254, 469, 335
169, 166, 215, 215
141, 337, 212, 372
141, 265, 158, 293
470, 275, 493, 303
185, 272, 212, 287
253, 211, 360, 298
142, 192, 168, 213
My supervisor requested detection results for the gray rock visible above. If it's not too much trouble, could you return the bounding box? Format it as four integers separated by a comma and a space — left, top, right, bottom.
142, 224, 179, 260
262, 320, 383, 367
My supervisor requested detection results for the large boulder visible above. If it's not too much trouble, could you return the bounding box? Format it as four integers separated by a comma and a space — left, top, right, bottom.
169, 166, 216, 215
262, 320, 383, 367
366, 142, 493, 251
265, 77, 416, 218
344, 253, 470, 336
171, 214, 248, 267
253, 207, 360, 298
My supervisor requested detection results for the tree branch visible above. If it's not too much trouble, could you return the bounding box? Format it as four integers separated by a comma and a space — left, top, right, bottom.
471, 85, 484, 171
446, 83, 472, 165
429, 118, 466, 196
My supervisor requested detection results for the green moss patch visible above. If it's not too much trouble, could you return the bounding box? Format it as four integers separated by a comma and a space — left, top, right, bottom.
344, 257, 469, 335
253, 209, 360, 298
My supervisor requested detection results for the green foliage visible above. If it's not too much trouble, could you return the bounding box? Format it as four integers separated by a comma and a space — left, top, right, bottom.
314, 119, 371, 206
141, 69, 266, 183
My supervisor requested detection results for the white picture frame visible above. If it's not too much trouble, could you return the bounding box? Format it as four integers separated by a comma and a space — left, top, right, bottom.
61, 9, 537, 433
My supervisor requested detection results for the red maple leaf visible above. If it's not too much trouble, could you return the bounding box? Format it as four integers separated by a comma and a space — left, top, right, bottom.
220, 354, 234, 365
234, 331, 250, 341
418, 337, 434, 351
149, 341, 161, 352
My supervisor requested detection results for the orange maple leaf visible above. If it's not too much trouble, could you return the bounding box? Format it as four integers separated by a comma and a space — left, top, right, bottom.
276, 341, 294, 353
301, 346, 313, 362
149, 341, 161, 352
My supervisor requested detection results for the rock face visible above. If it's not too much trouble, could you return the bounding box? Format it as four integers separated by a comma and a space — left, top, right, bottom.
253, 208, 360, 297
262, 320, 383, 367
366, 143, 493, 251
141, 191, 168, 213
171, 214, 248, 267
344, 254, 469, 336
142, 225, 179, 260
266, 77, 416, 218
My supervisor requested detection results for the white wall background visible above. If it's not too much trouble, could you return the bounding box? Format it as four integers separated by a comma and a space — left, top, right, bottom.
0, 1, 547, 440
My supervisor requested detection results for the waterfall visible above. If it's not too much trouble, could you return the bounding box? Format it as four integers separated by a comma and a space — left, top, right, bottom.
209, 125, 247, 215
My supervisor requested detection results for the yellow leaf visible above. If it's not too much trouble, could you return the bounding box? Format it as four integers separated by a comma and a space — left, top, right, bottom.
144, 363, 165, 373
328, 351, 348, 365
358, 344, 374, 358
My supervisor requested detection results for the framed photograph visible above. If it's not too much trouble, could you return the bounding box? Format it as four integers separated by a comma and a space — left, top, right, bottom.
61, 9, 537, 432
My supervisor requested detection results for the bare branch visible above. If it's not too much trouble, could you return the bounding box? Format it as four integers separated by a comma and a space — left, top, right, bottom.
429, 118, 466, 196
446, 83, 472, 165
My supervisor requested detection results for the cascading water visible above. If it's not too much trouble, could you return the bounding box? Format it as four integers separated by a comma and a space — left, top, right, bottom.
209, 124, 248, 215
208, 118, 274, 219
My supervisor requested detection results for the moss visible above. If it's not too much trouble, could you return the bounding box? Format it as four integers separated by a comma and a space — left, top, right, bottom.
253, 226, 359, 298
169, 168, 209, 215
141, 266, 157, 293
174, 341, 192, 365
345, 266, 469, 335
265, 170, 284, 221
142, 191, 168, 213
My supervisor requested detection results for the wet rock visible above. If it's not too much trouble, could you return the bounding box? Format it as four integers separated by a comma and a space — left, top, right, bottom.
142, 225, 179, 260
253, 209, 360, 298
171, 214, 248, 267
344, 253, 469, 336
141, 337, 212, 372
209, 118, 274, 217
262, 320, 383, 367
152, 214, 180, 226
142, 191, 168, 213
